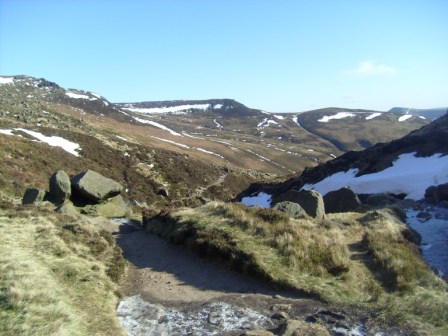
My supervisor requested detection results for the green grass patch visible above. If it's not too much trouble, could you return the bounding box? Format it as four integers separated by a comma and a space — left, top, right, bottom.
0, 204, 125, 336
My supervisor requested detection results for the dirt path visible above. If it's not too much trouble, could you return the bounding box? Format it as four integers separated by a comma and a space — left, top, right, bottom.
115, 221, 297, 307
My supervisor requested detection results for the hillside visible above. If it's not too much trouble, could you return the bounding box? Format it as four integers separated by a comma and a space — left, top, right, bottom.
264, 111, 448, 199
389, 107, 447, 120
1, 74, 448, 335
0, 75, 429, 197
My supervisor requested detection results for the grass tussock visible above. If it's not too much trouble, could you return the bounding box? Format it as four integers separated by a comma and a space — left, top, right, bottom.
144, 202, 448, 334
0, 203, 125, 336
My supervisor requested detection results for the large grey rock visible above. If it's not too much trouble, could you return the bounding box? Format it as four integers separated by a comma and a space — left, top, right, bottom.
22, 188, 46, 205
71, 170, 122, 203
49, 170, 71, 204
425, 183, 448, 203
365, 193, 398, 206
323, 187, 362, 213
274, 189, 325, 219
273, 201, 307, 219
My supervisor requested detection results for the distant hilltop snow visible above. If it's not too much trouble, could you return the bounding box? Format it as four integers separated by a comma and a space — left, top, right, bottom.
389, 107, 447, 120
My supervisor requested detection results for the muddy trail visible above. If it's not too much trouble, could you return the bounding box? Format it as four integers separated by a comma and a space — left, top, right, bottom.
112, 220, 390, 335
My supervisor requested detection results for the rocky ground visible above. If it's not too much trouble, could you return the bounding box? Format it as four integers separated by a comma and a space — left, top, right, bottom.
114, 220, 400, 336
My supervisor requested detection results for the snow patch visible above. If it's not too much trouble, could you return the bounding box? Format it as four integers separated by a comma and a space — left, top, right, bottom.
318, 112, 355, 122
213, 104, 223, 109
182, 132, 204, 139
65, 91, 97, 100
133, 117, 181, 136
292, 116, 301, 127
365, 113, 382, 120
116, 135, 127, 141
241, 192, 272, 208
16, 128, 81, 156
195, 148, 224, 159
0, 77, 14, 85
0, 129, 15, 136
398, 114, 413, 122
151, 136, 189, 149
257, 118, 279, 130
214, 119, 224, 130
123, 104, 210, 114
302, 152, 448, 200
273, 115, 284, 120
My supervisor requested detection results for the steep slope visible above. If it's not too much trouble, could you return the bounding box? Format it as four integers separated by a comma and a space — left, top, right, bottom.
389, 107, 447, 120
0, 75, 430, 178
294, 107, 428, 151
265, 111, 448, 200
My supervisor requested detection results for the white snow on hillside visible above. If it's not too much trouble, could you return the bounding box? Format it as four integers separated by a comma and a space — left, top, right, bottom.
214, 119, 224, 129
132, 117, 181, 136
318, 112, 355, 122
273, 115, 284, 120
151, 136, 189, 149
123, 104, 210, 114
241, 192, 272, 207
65, 91, 97, 100
0, 129, 16, 136
302, 152, 448, 200
195, 148, 224, 159
292, 116, 301, 127
213, 104, 223, 109
257, 118, 279, 130
365, 113, 382, 120
398, 114, 413, 122
0, 77, 14, 85
16, 128, 81, 156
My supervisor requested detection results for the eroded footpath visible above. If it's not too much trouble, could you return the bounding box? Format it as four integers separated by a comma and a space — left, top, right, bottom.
113, 220, 397, 336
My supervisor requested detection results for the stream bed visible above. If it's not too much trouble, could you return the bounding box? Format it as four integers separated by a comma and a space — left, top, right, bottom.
406, 206, 448, 277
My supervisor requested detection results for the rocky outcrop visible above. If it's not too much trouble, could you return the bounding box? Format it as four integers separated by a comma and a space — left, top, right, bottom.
323, 187, 362, 213
71, 170, 122, 203
364, 193, 399, 206
273, 201, 307, 219
22, 169, 127, 218
425, 183, 448, 204
273, 189, 325, 219
49, 170, 71, 204
22, 188, 46, 205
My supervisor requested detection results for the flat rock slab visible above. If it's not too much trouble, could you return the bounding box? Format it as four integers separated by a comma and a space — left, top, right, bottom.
71, 170, 122, 203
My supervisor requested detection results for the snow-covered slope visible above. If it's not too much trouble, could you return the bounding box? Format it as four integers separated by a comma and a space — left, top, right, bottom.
267, 111, 448, 201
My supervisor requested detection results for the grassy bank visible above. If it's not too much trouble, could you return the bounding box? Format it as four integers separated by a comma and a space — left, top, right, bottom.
145, 202, 448, 335
0, 199, 125, 336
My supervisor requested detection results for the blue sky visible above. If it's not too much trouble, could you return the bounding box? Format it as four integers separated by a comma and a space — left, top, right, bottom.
1, 0, 447, 112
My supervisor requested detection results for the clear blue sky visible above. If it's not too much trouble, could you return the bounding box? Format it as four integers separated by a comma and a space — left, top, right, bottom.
1, 0, 447, 112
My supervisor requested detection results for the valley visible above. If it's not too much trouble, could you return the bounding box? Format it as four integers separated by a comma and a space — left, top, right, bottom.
1, 75, 447, 336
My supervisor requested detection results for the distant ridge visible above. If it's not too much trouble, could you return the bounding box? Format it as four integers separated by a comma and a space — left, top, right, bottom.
389, 107, 447, 120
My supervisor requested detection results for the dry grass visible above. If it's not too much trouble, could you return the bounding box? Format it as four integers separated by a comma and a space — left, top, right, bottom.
144, 202, 448, 334
0, 203, 125, 336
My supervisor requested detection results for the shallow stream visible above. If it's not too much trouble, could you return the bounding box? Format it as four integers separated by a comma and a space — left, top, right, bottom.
406, 206, 448, 277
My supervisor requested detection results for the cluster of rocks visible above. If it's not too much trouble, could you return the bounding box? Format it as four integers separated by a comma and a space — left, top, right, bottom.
271, 187, 365, 220
117, 295, 376, 336
424, 182, 448, 207
22, 169, 128, 218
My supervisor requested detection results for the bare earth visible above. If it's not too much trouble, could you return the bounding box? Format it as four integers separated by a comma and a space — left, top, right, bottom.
115, 222, 305, 308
